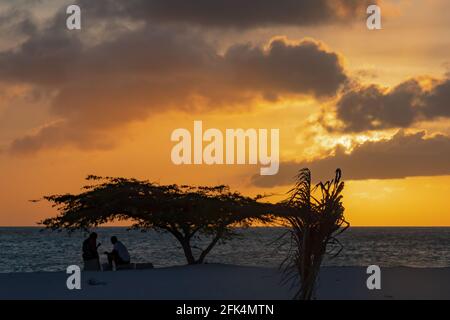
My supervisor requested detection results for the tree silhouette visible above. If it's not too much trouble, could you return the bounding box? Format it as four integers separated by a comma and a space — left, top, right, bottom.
280, 168, 349, 300
39, 175, 274, 264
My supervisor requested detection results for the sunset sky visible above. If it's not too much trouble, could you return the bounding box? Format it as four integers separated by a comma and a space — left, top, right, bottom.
0, 0, 449, 226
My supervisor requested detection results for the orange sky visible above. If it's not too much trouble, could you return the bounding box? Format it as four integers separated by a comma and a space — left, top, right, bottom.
0, 0, 449, 226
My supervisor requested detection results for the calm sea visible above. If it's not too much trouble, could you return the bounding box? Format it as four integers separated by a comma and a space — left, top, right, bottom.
0, 227, 449, 273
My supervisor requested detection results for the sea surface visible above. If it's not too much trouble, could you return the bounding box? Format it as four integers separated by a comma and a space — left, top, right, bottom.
0, 227, 449, 273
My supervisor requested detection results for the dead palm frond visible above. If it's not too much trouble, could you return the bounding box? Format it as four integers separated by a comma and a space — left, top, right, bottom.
280, 168, 349, 300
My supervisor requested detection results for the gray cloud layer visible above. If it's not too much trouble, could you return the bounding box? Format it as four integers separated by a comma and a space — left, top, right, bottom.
251, 131, 450, 187
333, 78, 450, 133
1, 11, 347, 154
77, 0, 375, 28
0, 7, 35, 37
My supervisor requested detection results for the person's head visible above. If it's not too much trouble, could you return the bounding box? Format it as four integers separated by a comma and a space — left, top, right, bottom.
89, 232, 98, 240
111, 236, 118, 244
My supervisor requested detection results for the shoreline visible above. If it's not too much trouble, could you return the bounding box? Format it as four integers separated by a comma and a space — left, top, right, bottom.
1, 264, 450, 300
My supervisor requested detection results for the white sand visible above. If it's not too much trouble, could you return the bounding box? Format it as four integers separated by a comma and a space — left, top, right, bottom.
0, 264, 449, 300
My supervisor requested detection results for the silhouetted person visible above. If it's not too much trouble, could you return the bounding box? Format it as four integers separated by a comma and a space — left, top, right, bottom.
82, 232, 101, 271
104, 236, 130, 268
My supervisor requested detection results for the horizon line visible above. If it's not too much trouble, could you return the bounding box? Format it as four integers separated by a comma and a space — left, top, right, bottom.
1, 225, 450, 228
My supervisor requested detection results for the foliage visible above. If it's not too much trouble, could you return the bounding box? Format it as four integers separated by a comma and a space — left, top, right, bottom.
279, 168, 349, 300
39, 175, 275, 264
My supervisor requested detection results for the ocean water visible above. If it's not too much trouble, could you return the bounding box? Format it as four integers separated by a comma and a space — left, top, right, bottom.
0, 227, 449, 273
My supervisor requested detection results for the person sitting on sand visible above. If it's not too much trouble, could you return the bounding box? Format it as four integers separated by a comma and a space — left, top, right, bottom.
82, 232, 101, 270
104, 236, 130, 268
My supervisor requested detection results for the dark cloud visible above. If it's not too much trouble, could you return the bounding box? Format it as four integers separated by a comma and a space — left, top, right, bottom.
333, 78, 450, 132
224, 39, 347, 98
0, 16, 347, 153
77, 0, 375, 29
0, 7, 36, 38
8, 122, 115, 155
334, 80, 421, 132
251, 131, 450, 187
422, 79, 450, 119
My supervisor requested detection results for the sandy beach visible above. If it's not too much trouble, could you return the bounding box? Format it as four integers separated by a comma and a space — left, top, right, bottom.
1, 264, 449, 300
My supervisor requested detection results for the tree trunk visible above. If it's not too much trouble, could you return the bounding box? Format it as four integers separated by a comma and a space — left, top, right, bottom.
166, 228, 197, 265
197, 230, 223, 264
180, 238, 197, 265
167, 226, 225, 265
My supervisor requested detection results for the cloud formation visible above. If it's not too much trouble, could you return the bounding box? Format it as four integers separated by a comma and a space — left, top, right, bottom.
0, 14, 347, 153
78, 0, 375, 28
332, 78, 450, 132
0, 7, 35, 38
251, 131, 450, 187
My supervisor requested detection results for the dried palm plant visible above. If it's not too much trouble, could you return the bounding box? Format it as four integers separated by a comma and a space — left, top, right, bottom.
281, 168, 349, 300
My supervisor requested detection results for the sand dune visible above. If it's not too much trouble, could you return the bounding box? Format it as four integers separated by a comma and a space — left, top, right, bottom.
1, 264, 449, 300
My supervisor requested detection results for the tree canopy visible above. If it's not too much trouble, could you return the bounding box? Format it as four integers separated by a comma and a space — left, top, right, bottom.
39, 175, 276, 264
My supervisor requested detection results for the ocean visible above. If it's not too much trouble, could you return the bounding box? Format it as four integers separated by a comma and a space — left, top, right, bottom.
0, 227, 449, 273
